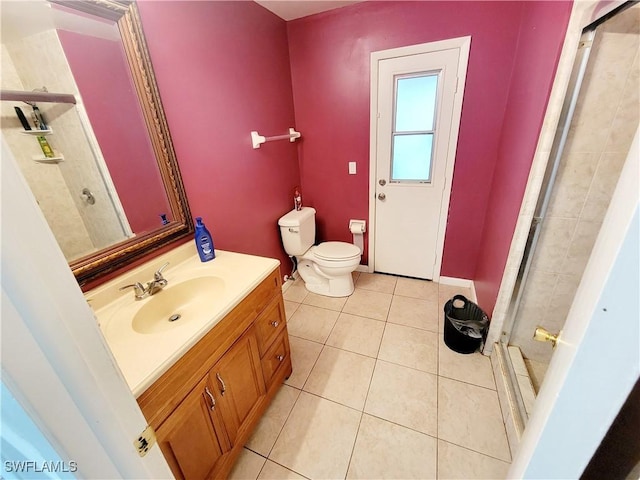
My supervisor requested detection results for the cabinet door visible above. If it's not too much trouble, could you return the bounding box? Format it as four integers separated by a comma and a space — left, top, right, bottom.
156, 376, 230, 480
211, 328, 266, 445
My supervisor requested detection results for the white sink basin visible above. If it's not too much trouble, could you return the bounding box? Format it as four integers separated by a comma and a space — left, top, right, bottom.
86, 246, 280, 396
131, 276, 225, 334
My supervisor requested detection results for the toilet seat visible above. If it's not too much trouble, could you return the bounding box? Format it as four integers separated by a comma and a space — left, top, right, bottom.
313, 241, 361, 262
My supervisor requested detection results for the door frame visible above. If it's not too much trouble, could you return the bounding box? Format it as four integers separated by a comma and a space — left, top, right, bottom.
1, 135, 173, 478
368, 37, 471, 281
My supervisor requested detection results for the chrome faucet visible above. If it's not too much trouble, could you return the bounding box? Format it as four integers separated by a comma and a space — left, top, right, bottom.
147, 262, 169, 295
119, 262, 169, 300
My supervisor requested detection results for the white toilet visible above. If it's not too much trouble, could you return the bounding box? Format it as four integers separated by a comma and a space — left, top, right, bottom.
278, 207, 361, 297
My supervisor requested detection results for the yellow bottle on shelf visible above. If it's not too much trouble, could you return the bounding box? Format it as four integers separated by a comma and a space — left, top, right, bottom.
37, 136, 54, 158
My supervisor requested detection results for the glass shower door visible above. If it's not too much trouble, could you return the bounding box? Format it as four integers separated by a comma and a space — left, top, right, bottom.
499, 2, 640, 427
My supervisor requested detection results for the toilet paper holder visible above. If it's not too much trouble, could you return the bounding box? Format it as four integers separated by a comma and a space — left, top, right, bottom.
349, 219, 366, 234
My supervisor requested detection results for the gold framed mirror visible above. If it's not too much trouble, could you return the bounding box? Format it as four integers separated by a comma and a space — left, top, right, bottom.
2, 0, 192, 285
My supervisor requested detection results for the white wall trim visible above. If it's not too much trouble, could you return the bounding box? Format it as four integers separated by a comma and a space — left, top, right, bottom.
438, 276, 476, 302
368, 36, 471, 282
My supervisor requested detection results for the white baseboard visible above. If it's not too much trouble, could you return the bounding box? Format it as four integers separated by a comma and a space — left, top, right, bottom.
356, 265, 370, 273
439, 276, 477, 302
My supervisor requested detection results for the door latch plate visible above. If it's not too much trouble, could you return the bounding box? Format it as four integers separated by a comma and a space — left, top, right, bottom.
134, 425, 156, 457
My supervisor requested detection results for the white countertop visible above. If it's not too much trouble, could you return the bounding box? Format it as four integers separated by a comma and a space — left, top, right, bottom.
86, 243, 280, 397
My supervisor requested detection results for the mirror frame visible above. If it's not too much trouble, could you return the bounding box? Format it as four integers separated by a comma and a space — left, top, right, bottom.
51, 0, 193, 285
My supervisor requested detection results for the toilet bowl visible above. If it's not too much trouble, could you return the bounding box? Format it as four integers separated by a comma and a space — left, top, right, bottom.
278, 208, 361, 297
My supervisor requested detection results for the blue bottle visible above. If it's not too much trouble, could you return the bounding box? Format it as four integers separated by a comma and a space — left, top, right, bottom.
194, 217, 215, 262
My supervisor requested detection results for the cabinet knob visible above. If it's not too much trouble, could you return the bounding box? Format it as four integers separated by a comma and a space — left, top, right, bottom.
276, 354, 284, 362
204, 386, 216, 410
216, 373, 226, 396
271, 320, 279, 328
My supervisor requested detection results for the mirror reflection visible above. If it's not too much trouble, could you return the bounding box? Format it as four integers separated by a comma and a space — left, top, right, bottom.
1, 0, 174, 264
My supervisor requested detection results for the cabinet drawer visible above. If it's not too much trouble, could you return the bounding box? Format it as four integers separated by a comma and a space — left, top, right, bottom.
261, 329, 290, 388
254, 295, 286, 356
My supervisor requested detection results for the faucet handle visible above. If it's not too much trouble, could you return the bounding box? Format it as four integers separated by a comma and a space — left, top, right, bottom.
119, 282, 146, 298
154, 262, 170, 281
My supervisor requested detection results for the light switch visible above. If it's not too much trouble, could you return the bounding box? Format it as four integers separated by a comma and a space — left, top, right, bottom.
348, 161, 357, 175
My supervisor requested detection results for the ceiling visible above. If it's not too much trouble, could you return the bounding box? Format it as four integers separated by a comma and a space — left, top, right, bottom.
254, 1, 363, 21
1, 0, 119, 44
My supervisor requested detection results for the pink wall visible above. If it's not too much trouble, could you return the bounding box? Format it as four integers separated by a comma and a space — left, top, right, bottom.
473, 1, 573, 315
136, 1, 299, 270
58, 30, 169, 234
287, 1, 524, 278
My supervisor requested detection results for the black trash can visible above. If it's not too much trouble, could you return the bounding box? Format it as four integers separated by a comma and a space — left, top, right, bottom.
443, 295, 489, 354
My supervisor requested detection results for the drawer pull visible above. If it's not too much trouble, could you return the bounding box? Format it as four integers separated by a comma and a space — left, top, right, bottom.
216, 373, 226, 396
204, 386, 216, 410
276, 354, 284, 362
271, 320, 279, 328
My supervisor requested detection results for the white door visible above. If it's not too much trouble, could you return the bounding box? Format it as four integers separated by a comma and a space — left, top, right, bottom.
371, 39, 469, 280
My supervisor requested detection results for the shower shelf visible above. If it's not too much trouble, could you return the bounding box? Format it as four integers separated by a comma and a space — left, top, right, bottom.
21, 128, 53, 136
33, 154, 64, 164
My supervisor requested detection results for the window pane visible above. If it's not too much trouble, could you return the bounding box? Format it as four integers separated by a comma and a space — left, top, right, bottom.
395, 74, 438, 132
391, 134, 433, 182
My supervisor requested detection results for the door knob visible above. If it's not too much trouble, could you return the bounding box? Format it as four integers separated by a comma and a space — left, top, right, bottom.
533, 326, 559, 347
378, 193, 386, 201
379, 179, 387, 186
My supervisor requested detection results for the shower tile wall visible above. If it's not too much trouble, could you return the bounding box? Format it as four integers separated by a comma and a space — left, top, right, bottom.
1, 31, 128, 260
512, 4, 639, 363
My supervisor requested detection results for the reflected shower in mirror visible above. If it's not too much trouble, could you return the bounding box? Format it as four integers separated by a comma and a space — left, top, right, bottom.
0, 0, 192, 284
1, 1, 169, 262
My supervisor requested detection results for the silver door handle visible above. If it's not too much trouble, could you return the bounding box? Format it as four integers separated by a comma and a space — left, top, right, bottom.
204, 386, 216, 410
378, 193, 386, 200
216, 373, 226, 395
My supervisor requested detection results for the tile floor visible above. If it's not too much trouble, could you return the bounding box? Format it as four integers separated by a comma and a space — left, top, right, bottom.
229, 272, 511, 480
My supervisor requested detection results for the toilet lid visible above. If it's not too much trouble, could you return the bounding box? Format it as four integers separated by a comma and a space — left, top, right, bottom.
314, 242, 361, 261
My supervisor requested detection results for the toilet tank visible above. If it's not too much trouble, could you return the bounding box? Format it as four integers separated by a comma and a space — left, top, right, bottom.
278, 207, 316, 256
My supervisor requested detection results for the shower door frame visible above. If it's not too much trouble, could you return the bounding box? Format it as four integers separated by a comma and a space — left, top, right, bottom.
484, 0, 633, 437
496, 25, 597, 428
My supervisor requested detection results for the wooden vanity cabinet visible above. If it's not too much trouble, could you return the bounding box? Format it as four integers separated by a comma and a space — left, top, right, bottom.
137, 268, 292, 479
154, 375, 230, 480
208, 327, 266, 446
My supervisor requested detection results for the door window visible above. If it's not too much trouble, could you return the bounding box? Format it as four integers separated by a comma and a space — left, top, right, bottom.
391, 72, 439, 182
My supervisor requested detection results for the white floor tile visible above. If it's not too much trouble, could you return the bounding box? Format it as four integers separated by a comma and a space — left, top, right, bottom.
355, 272, 398, 294
347, 414, 437, 479
287, 304, 339, 344
394, 277, 438, 301
378, 323, 438, 374
387, 294, 439, 332
285, 336, 323, 389
303, 346, 375, 410
236, 272, 520, 479
364, 360, 438, 436
326, 313, 385, 357
228, 448, 266, 480
342, 289, 392, 321
437, 440, 510, 479
283, 301, 300, 321
283, 284, 309, 303
246, 385, 300, 457
438, 377, 511, 462
257, 460, 306, 480
439, 335, 496, 390
269, 392, 361, 480
302, 292, 348, 311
